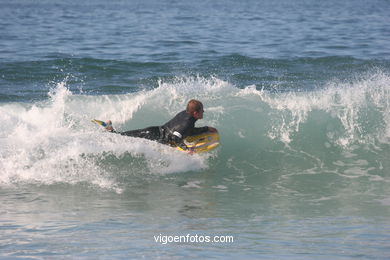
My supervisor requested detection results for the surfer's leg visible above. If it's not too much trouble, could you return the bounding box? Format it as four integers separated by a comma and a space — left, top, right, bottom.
120, 126, 161, 141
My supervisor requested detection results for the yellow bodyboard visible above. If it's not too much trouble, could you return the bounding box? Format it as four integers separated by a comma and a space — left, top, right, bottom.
176, 131, 220, 153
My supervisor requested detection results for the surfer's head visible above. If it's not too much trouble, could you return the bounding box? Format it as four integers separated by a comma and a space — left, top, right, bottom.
187, 99, 204, 119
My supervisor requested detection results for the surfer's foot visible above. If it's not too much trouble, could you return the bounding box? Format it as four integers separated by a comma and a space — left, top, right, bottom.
105, 120, 114, 132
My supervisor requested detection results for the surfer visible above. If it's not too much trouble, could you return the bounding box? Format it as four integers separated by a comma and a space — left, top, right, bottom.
103, 99, 217, 151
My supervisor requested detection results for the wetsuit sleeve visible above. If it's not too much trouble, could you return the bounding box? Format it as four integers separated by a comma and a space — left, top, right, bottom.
191, 126, 209, 135
171, 135, 189, 150
169, 122, 191, 150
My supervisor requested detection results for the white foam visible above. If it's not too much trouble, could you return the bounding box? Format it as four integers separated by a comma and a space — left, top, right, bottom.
238, 71, 390, 147
0, 79, 222, 190
182, 180, 204, 189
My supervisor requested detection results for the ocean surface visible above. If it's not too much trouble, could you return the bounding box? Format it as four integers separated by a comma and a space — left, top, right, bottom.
1, 0, 390, 259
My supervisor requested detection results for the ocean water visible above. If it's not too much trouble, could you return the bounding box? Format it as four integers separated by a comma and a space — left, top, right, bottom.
1, 0, 390, 259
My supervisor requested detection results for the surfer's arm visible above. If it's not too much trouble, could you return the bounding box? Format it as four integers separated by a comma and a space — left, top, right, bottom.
171, 131, 189, 150
191, 126, 209, 135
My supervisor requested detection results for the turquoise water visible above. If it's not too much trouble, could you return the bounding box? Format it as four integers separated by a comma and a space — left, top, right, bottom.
1, 0, 390, 259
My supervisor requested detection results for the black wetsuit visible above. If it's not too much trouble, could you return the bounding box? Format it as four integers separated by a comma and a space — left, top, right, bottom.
118, 110, 209, 149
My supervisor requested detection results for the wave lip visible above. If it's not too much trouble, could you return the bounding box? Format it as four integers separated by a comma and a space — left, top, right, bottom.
239, 71, 390, 148
1, 72, 389, 191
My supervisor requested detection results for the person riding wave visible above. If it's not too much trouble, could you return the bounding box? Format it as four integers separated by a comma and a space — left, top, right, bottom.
104, 99, 217, 152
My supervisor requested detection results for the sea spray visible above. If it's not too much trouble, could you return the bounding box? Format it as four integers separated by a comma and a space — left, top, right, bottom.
0, 80, 211, 190
1, 73, 389, 192
241, 71, 390, 148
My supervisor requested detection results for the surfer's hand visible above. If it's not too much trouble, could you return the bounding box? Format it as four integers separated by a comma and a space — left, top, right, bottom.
187, 147, 195, 155
208, 127, 217, 133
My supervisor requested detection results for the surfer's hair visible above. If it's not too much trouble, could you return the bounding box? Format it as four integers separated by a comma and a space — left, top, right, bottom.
186, 99, 204, 113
